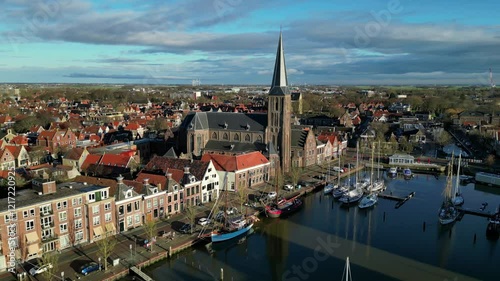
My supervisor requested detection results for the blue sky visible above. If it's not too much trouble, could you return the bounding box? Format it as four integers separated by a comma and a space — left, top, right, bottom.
1, 0, 499, 85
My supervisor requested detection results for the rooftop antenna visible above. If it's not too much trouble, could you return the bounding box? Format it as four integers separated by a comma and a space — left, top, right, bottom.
489, 68, 495, 88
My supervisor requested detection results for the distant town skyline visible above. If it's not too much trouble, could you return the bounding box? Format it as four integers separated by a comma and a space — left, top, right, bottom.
1, 0, 500, 85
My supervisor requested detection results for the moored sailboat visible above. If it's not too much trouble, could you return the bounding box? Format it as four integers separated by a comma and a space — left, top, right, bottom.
438, 157, 459, 225
452, 152, 464, 206
359, 143, 378, 209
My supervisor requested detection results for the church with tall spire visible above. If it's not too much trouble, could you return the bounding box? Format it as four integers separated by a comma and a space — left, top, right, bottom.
177, 31, 294, 174
266, 31, 292, 173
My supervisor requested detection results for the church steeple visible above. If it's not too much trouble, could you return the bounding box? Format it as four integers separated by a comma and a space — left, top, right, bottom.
269, 31, 290, 96
266, 30, 292, 173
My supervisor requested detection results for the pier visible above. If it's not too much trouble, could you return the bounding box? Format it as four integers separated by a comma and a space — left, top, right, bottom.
130, 266, 154, 281
456, 207, 494, 218
378, 192, 416, 209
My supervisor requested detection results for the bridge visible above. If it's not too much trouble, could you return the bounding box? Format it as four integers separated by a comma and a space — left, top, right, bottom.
130, 266, 154, 281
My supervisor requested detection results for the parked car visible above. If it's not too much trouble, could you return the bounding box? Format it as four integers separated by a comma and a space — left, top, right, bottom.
267, 191, 277, 199
143, 238, 155, 248
331, 166, 344, 173
283, 184, 294, 191
80, 262, 100, 276
198, 218, 210, 226
29, 263, 53, 276
179, 223, 192, 234
225, 207, 238, 215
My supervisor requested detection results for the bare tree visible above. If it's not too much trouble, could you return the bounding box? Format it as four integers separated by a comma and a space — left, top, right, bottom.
288, 166, 303, 188
485, 154, 496, 169
67, 217, 76, 248
39, 251, 59, 281
96, 231, 117, 271
185, 205, 197, 234
436, 130, 452, 147
143, 218, 158, 252
236, 187, 248, 214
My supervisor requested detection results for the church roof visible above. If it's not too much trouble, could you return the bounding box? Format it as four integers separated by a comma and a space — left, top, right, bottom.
180, 112, 267, 132
269, 31, 290, 96
203, 140, 265, 153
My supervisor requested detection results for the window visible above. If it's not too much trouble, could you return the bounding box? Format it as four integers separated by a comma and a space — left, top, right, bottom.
59, 211, 67, 221
223, 133, 229, 140
29, 209, 35, 217
40, 205, 52, 215
74, 207, 82, 218
92, 205, 99, 215
212, 132, 217, 139
23, 210, 29, 218
245, 134, 250, 142
88, 193, 95, 202
127, 216, 133, 226
205, 176, 208, 180
105, 213, 112, 222
187, 189, 190, 196
153, 198, 158, 207
93, 216, 100, 226
104, 203, 111, 211
76, 230, 84, 241
72, 197, 82, 206
60, 223, 67, 233
135, 214, 140, 223
234, 134, 239, 141
208, 168, 212, 173
119, 206, 124, 215
127, 203, 132, 213
41, 217, 53, 228
101, 190, 108, 199
75, 219, 82, 229
134, 201, 140, 211
26, 220, 34, 231
147, 200, 152, 209
160, 198, 164, 206
56, 201, 67, 210
168, 196, 172, 203
212, 174, 216, 178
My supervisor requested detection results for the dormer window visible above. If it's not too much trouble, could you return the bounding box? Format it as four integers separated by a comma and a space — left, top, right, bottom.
173, 185, 178, 191
224, 122, 228, 129
150, 187, 158, 194
246, 123, 250, 131
125, 190, 132, 198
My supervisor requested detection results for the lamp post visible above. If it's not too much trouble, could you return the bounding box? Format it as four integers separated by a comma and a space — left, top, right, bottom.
134, 237, 137, 257
61, 271, 64, 281
130, 244, 133, 263
98, 257, 101, 270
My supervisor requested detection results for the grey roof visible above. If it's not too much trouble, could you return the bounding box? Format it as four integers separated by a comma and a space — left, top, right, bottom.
115, 176, 141, 201
0, 182, 109, 213
203, 140, 264, 154
269, 31, 290, 96
267, 142, 278, 155
180, 112, 267, 132
291, 129, 309, 148
164, 147, 178, 158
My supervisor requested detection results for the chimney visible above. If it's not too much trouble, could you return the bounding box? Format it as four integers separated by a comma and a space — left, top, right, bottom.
117, 174, 124, 184
184, 166, 190, 174
143, 178, 149, 186
166, 173, 173, 180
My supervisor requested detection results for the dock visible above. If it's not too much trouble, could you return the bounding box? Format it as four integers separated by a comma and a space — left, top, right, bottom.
130, 266, 154, 281
456, 207, 494, 218
378, 192, 416, 209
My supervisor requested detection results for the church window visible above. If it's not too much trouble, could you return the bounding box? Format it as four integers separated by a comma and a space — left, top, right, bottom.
257, 135, 263, 143
212, 132, 217, 139
244, 134, 250, 142
223, 133, 229, 140
234, 134, 239, 141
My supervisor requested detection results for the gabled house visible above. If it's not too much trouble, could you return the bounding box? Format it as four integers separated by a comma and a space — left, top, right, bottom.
3, 145, 30, 168
0, 146, 16, 170
81, 153, 139, 178
291, 127, 317, 168
201, 151, 270, 191
62, 147, 89, 171
142, 156, 219, 203
36, 129, 77, 150
113, 175, 143, 232
138, 178, 167, 222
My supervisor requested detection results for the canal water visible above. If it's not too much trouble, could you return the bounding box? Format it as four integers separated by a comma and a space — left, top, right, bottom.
141, 173, 499, 281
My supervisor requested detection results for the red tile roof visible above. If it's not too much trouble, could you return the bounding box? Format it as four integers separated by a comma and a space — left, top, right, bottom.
201, 151, 268, 172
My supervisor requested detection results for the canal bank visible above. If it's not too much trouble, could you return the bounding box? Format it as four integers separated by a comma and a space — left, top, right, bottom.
142, 173, 499, 281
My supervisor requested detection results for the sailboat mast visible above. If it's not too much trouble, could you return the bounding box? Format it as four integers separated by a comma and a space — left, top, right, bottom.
370, 143, 375, 191
356, 141, 359, 184
377, 141, 381, 179
454, 151, 462, 199
338, 150, 341, 186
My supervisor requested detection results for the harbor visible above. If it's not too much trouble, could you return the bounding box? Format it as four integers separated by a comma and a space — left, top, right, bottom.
135, 171, 499, 281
